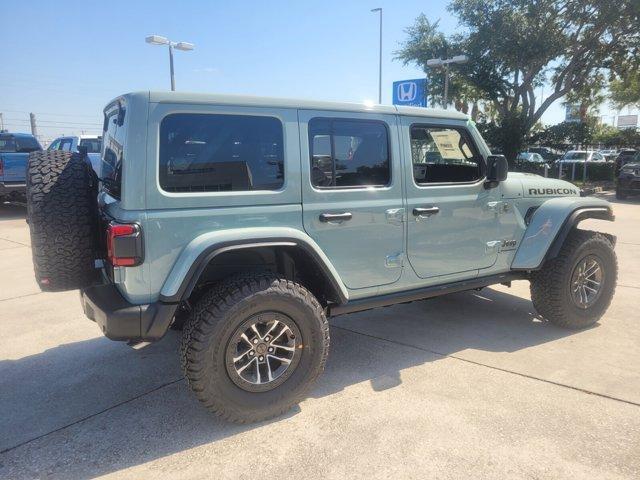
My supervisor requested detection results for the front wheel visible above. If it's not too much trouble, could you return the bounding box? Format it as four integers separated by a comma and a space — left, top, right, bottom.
530, 230, 617, 329
180, 273, 329, 423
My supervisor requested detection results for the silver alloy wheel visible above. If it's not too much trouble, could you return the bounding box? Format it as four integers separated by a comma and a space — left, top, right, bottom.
225, 313, 301, 392
570, 255, 605, 309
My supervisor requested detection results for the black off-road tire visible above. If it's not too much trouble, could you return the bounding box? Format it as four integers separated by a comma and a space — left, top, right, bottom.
530, 229, 617, 329
26, 150, 99, 291
180, 273, 330, 423
615, 187, 627, 200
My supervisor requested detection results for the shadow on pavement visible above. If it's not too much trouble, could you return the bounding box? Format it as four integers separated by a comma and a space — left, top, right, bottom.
0, 203, 27, 221
0, 286, 583, 479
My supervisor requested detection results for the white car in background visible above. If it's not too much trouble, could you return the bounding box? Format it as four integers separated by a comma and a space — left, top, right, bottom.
47, 135, 102, 176
517, 152, 546, 163
557, 150, 606, 165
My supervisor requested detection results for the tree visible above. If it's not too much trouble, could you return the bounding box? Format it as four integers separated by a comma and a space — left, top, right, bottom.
609, 70, 640, 109
396, 0, 640, 164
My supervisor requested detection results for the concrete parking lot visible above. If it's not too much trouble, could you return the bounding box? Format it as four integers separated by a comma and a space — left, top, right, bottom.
0, 192, 638, 479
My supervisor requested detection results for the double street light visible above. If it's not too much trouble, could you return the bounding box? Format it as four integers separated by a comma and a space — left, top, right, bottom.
426, 55, 469, 109
145, 35, 195, 91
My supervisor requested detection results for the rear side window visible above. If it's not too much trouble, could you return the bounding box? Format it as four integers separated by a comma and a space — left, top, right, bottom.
79, 138, 102, 153
309, 118, 390, 188
159, 114, 284, 193
410, 125, 482, 184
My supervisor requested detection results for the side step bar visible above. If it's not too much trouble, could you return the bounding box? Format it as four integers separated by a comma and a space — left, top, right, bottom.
328, 272, 527, 317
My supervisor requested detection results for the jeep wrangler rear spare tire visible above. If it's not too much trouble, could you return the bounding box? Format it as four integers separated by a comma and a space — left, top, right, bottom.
180, 273, 330, 423
26, 150, 99, 291
530, 229, 617, 329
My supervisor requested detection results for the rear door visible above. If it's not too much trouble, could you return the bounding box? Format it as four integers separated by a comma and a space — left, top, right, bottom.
299, 110, 404, 290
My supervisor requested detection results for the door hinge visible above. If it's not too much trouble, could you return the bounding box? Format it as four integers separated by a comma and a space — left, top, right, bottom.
385, 208, 405, 225
385, 252, 404, 268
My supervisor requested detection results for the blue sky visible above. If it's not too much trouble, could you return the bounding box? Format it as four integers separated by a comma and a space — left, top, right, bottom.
0, 0, 620, 141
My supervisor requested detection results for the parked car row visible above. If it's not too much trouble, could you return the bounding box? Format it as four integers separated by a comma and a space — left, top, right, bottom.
0, 133, 102, 203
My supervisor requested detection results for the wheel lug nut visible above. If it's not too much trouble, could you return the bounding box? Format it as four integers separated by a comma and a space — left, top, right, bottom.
268, 347, 274, 352
249, 351, 255, 356
265, 336, 270, 342
259, 356, 264, 361
253, 339, 258, 344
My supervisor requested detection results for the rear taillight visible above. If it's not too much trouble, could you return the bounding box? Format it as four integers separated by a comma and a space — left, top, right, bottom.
106, 223, 143, 267
0, 158, 4, 176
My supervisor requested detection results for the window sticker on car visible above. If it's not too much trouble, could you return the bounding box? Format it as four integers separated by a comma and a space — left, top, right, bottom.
430, 130, 465, 160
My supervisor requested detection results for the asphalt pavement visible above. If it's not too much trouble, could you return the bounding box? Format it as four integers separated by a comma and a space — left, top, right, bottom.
0, 192, 638, 479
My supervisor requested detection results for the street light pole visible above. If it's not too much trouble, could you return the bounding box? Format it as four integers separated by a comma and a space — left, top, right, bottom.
168, 44, 175, 91
146, 35, 195, 91
426, 55, 469, 109
371, 8, 382, 104
443, 63, 450, 108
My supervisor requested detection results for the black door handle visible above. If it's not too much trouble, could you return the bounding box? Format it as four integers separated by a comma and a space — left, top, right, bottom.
413, 206, 440, 217
319, 212, 353, 223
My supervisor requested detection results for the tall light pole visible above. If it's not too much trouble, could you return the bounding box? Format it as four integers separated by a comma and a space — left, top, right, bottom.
426, 55, 469, 109
145, 35, 195, 91
371, 8, 382, 104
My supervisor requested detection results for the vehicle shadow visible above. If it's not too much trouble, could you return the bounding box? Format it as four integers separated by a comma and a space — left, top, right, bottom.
0, 286, 583, 479
0, 203, 27, 221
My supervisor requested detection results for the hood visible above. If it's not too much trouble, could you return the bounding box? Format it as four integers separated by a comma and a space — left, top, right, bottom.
501, 172, 580, 199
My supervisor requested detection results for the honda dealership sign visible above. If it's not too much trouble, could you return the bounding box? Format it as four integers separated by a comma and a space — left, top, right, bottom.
392, 78, 427, 107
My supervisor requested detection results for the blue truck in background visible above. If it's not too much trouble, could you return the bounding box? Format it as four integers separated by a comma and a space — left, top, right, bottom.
0, 132, 42, 203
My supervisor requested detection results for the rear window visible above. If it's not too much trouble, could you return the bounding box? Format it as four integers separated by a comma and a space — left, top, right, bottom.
0, 137, 17, 152
79, 138, 102, 153
15, 136, 42, 153
565, 152, 587, 160
159, 113, 284, 193
101, 100, 126, 199
0, 135, 41, 153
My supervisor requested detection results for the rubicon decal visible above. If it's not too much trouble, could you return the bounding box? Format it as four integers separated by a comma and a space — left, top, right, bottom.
528, 187, 578, 196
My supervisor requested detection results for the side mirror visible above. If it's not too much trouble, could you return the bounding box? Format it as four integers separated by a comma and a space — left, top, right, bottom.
485, 154, 508, 188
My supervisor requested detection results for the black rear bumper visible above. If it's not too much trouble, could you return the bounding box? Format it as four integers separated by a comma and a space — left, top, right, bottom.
81, 284, 178, 342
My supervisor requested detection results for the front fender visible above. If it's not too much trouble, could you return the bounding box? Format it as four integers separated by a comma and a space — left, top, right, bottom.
159, 227, 349, 303
511, 197, 614, 270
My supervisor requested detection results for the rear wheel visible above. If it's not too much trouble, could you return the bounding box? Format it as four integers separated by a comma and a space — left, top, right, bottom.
530, 230, 617, 329
180, 273, 329, 423
26, 150, 99, 291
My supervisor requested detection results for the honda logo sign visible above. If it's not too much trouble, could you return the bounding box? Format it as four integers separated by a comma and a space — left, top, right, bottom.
392, 78, 427, 107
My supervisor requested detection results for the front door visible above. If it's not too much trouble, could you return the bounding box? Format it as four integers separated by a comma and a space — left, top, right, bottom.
402, 118, 499, 279
299, 110, 404, 290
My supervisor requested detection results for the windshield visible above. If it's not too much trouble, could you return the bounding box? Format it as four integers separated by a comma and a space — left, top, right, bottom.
565, 152, 587, 160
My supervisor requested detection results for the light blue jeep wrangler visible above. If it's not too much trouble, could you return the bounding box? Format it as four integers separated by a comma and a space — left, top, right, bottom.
26, 92, 617, 422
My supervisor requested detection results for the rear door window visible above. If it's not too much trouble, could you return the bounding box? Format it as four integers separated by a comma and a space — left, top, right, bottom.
308, 118, 390, 188
159, 113, 284, 193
